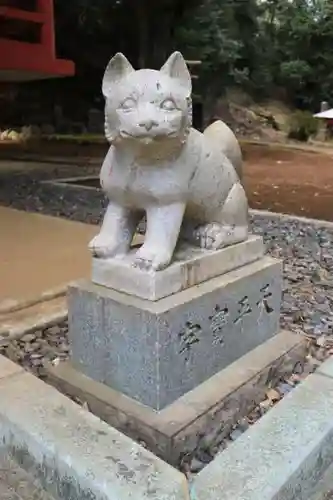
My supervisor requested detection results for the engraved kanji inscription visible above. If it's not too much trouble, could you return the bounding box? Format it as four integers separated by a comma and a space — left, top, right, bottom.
257, 284, 274, 314
234, 295, 252, 324
209, 305, 229, 345
178, 321, 201, 361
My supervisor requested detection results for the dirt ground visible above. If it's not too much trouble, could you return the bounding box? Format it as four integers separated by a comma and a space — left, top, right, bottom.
243, 143, 333, 221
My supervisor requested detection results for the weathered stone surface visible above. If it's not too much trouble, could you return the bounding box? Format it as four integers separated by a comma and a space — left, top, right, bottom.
0, 354, 23, 380
92, 235, 264, 300
69, 257, 282, 410
0, 454, 55, 500
308, 460, 333, 500
46, 330, 305, 466
316, 356, 333, 379
193, 370, 333, 500
89, 51, 248, 271
0, 358, 189, 500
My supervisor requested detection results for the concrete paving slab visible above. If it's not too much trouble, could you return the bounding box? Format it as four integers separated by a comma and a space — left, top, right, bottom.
0, 207, 144, 310
0, 206, 98, 305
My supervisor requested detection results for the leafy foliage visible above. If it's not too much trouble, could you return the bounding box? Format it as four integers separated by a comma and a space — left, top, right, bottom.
287, 110, 319, 142
171, 0, 333, 112
175, 0, 260, 98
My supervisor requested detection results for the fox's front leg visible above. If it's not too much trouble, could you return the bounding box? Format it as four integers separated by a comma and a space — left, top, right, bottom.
89, 202, 139, 258
134, 202, 186, 271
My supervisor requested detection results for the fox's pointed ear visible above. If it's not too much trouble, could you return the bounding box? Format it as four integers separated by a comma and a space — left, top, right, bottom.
160, 52, 191, 93
102, 53, 134, 97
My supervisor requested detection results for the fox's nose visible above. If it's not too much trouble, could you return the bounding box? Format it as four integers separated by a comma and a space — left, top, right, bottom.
138, 119, 158, 131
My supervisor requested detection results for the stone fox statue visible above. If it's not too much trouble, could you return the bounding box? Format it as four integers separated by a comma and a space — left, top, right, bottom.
89, 51, 248, 271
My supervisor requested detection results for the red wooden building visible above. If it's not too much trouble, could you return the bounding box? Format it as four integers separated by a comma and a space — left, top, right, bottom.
0, 0, 74, 81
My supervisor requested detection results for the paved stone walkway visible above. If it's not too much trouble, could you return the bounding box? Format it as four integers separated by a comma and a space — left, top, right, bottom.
0, 206, 97, 306
0, 455, 54, 500
0, 205, 144, 338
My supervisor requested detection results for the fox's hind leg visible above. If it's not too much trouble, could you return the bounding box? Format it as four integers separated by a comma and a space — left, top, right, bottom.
182, 182, 248, 250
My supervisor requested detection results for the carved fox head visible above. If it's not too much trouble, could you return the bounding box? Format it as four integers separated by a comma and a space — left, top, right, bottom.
102, 52, 192, 146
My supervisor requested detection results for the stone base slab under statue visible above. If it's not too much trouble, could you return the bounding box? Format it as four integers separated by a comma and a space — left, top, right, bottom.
91, 235, 264, 301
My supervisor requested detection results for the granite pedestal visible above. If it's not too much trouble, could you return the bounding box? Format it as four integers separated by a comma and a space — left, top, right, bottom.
47, 236, 305, 465
68, 243, 282, 410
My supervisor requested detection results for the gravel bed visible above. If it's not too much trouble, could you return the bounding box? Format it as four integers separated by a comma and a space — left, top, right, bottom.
0, 322, 70, 376
0, 163, 105, 224
1, 162, 333, 471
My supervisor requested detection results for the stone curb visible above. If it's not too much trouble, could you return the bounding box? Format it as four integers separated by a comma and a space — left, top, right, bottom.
0, 284, 68, 316
192, 356, 333, 500
240, 139, 333, 155
250, 208, 333, 229
41, 176, 100, 192
0, 306, 68, 341
1, 352, 333, 500
0, 355, 189, 500
0, 155, 102, 165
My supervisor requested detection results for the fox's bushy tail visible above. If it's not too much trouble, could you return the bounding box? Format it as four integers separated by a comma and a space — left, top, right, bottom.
203, 120, 243, 180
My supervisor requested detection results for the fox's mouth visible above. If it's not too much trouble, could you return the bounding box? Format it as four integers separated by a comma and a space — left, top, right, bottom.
120, 130, 176, 140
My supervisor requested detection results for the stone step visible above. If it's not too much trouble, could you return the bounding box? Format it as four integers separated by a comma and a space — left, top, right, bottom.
0, 455, 55, 500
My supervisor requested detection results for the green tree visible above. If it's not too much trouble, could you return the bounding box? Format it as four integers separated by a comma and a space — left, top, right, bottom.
175, 0, 261, 108
256, 0, 333, 108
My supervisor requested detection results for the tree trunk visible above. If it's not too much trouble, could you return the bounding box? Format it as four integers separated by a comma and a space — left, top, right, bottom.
137, 0, 148, 68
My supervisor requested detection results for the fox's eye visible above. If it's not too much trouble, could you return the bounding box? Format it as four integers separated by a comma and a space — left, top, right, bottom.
160, 99, 177, 111
120, 98, 137, 110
